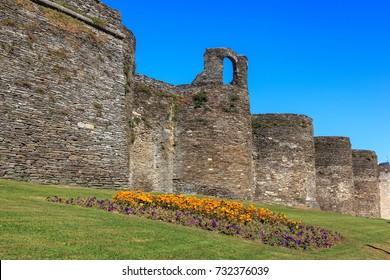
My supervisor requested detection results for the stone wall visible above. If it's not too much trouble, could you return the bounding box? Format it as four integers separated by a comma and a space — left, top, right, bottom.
173, 48, 254, 199
379, 163, 390, 219
52, 0, 123, 28
252, 114, 318, 207
129, 74, 179, 193
315, 137, 355, 214
0, 0, 135, 187
352, 150, 380, 217
0, 2, 254, 198
173, 86, 254, 199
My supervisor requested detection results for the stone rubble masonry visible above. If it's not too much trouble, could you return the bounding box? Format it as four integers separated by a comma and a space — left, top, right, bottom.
131, 49, 254, 199
379, 163, 390, 220
0, 0, 385, 218
30, 0, 125, 39
314, 137, 355, 215
352, 150, 380, 218
252, 114, 318, 208
173, 84, 254, 199
0, 0, 135, 187
172, 48, 253, 199
129, 74, 178, 193
192, 48, 248, 88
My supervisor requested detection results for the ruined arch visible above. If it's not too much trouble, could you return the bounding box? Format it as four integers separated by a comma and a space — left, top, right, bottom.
223, 57, 235, 84
192, 48, 248, 88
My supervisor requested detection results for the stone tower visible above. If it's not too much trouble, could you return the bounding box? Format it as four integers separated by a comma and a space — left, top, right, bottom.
314, 137, 355, 214
0, 0, 135, 187
352, 150, 380, 218
173, 48, 254, 199
252, 114, 318, 207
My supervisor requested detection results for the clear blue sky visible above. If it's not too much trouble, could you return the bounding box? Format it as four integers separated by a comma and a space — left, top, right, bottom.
101, 0, 389, 163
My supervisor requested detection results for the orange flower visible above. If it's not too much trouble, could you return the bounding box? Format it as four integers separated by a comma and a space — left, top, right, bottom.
113, 190, 301, 226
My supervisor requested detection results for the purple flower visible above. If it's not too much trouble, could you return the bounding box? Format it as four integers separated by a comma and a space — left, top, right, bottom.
260, 231, 265, 236
211, 220, 217, 228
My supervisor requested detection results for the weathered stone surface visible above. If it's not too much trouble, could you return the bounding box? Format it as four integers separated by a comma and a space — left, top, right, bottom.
129, 74, 178, 193
315, 137, 355, 214
0, 0, 135, 187
172, 48, 253, 199
379, 162, 390, 220
129, 49, 254, 200
192, 48, 248, 88
173, 85, 254, 200
252, 114, 318, 207
352, 150, 380, 218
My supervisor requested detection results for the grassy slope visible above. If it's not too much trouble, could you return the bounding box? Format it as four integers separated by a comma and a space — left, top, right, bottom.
0, 179, 389, 260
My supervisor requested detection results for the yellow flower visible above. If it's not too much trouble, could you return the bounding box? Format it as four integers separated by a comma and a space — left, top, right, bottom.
112, 190, 300, 226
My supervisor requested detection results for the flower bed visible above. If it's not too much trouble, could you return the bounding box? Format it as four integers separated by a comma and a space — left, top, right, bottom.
47, 191, 342, 249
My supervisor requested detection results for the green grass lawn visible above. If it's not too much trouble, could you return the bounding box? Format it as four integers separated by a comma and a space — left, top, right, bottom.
0, 178, 389, 260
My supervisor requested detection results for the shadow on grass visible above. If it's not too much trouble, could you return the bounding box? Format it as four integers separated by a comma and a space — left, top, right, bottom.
366, 244, 390, 255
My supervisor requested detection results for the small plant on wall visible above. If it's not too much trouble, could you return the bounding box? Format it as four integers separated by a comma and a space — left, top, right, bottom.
193, 91, 208, 109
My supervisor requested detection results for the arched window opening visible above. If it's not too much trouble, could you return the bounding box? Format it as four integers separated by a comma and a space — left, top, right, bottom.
223, 57, 234, 85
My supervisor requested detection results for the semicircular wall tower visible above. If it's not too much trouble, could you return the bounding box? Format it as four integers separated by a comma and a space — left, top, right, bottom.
173, 48, 254, 199
352, 150, 380, 218
252, 114, 318, 207
0, 0, 135, 187
315, 137, 355, 214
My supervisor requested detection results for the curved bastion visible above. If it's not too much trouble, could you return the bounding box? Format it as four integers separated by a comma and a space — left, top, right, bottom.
252, 114, 318, 207
352, 150, 380, 218
0, 0, 135, 187
314, 137, 355, 214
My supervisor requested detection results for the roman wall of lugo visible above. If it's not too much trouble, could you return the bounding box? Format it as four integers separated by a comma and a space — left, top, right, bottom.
0, 0, 388, 219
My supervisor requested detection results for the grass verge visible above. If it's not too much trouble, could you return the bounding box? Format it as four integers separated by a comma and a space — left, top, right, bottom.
0, 178, 389, 260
